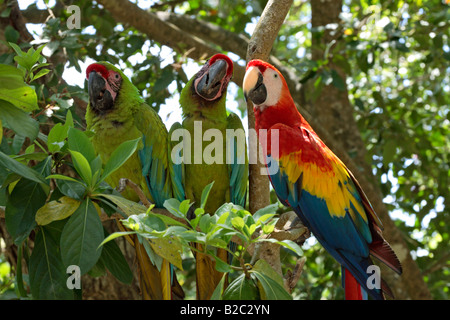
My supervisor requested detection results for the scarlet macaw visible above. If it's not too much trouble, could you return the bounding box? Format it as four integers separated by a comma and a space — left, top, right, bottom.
243, 59, 402, 300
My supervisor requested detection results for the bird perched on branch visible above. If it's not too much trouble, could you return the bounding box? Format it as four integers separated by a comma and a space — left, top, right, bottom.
85, 61, 183, 300
169, 54, 248, 300
243, 59, 402, 300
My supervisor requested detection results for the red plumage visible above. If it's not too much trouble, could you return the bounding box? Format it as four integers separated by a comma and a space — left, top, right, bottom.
86, 63, 109, 79
244, 59, 402, 300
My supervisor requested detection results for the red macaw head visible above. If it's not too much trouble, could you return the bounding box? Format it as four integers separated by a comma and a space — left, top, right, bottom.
193, 53, 233, 101
86, 62, 123, 113
243, 59, 291, 112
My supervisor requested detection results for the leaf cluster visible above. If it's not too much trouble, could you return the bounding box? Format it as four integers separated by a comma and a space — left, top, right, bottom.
0, 48, 142, 298
102, 182, 302, 300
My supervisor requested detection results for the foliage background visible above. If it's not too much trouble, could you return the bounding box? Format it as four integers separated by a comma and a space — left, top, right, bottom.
0, 0, 448, 300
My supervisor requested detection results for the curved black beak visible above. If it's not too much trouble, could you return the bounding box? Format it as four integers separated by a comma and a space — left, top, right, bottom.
196, 59, 228, 100
88, 71, 114, 113
244, 72, 267, 105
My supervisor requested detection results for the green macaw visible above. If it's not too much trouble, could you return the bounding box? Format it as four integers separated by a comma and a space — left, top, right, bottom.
85, 61, 183, 300
169, 54, 248, 300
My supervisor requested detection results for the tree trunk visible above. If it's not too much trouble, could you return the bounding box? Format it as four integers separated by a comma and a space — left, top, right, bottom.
246, 0, 293, 278
308, 0, 432, 300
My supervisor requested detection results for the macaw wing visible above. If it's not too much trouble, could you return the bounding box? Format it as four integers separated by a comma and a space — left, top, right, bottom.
167, 122, 185, 202
266, 123, 374, 271
135, 103, 172, 207
226, 112, 248, 207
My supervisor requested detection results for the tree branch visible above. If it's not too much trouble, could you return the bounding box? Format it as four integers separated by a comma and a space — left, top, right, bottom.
244, 0, 295, 279
96, 0, 246, 87
154, 11, 250, 60
246, 0, 293, 214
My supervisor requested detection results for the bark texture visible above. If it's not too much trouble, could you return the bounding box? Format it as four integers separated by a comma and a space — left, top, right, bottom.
245, 0, 294, 278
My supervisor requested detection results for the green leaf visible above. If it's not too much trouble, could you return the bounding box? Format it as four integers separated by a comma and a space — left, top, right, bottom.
250, 268, 292, 300
253, 203, 278, 221
98, 229, 133, 284
5, 178, 47, 244
198, 214, 212, 233
29, 227, 74, 299
1, 7, 12, 18
148, 213, 187, 228
31, 45, 46, 66
69, 150, 92, 186
31, 68, 50, 82
179, 199, 192, 216
100, 138, 141, 182
259, 239, 303, 256
55, 179, 86, 200
15, 243, 27, 298
163, 198, 184, 219
210, 252, 233, 273
118, 213, 185, 270
99, 231, 137, 247
8, 43, 23, 57
47, 123, 69, 153
67, 128, 96, 163
144, 214, 166, 231
99, 194, 147, 217
35, 196, 81, 226
0, 65, 38, 111
231, 216, 245, 230
190, 207, 205, 229
147, 236, 183, 270
210, 273, 227, 300
4, 26, 19, 46
200, 181, 215, 209
0, 99, 39, 141
47, 174, 83, 183
222, 274, 259, 300
90, 155, 103, 179
60, 198, 104, 275
252, 259, 286, 297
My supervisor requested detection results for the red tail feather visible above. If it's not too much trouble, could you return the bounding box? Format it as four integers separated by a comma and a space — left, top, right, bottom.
344, 269, 364, 300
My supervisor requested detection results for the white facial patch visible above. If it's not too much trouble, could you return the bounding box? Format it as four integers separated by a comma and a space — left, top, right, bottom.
261, 68, 282, 107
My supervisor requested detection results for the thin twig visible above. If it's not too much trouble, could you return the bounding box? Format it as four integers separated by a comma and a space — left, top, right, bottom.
117, 178, 152, 207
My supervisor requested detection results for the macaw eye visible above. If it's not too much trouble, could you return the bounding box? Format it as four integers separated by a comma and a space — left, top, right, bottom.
115, 74, 119, 79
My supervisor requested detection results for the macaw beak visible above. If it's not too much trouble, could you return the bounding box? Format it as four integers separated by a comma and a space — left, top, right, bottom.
243, 66, 267, 105
195, 59, 228, 101
88, 71, 114, 113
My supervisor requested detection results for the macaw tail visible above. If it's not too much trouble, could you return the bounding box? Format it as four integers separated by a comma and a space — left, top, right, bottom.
134, 236, 184, 300
194, 244, 228, 300
343, 267, 368, 300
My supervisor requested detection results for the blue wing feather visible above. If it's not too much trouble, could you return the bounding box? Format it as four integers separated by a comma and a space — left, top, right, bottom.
139, 135, 171, 208
226, 112, 248, 208
266, 154, 384, 299
168, 122, 186, 202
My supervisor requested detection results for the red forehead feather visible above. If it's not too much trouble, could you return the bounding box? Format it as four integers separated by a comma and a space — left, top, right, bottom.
86, 63, 109, 79
246, 59, 273, 73
209, 54, 233, 76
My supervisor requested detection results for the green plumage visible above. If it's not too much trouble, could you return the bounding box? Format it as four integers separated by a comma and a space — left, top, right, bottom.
172, 72, 248, 212
169, 56, 248, 300
85, 62, 171, 205
85, 61, 178, 300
